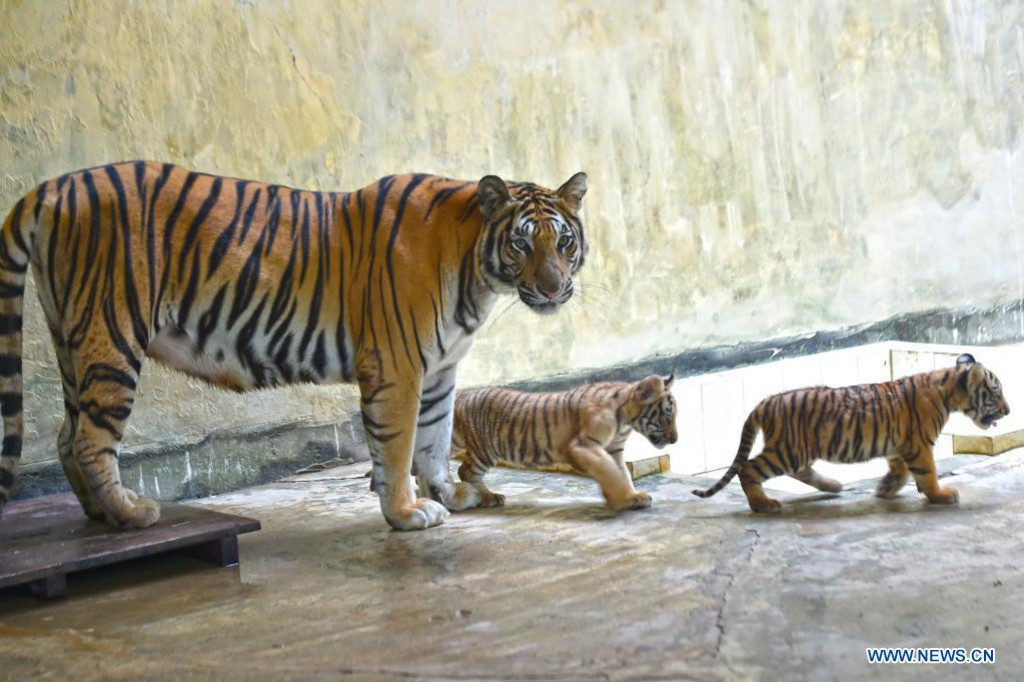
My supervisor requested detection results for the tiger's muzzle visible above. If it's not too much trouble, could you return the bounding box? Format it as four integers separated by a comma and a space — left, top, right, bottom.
517, 279, 574, 315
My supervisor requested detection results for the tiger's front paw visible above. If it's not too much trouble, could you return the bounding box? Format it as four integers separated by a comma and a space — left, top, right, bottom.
385, 498, 450, 531
925, 486, 959, 505
748, 496, 782, 513
612, 491, 652, 512
480, 491, 506, 508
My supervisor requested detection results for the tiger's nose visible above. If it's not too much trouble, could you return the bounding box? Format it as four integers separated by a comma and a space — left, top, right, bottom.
538, 286, 560, 300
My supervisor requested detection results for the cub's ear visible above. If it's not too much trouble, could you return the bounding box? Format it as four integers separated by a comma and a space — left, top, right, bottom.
956, 353, 976, 368
663, 373, 675, 390
957, 361, 984, 393
477, 175, 513, 218
556, 171, 588, 212
634, 375, 665, 404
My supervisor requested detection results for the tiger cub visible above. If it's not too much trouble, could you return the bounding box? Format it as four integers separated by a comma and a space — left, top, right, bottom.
693, 354, 1010, 513
450, 375, 678, 511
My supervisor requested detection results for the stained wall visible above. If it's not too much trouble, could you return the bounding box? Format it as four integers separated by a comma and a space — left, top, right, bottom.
2, 0, 1022, 466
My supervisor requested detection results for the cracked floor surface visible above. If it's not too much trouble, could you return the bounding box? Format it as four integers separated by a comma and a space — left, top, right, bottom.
2, 451, 1024, 681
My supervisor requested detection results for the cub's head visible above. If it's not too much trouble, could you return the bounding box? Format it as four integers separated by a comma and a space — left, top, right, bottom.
630, 374, 678, 448
476, 172, 588, 314
956, 353, 1010, 429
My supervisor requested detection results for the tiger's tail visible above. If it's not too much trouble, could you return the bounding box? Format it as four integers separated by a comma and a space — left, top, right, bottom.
692, 410, 761, 498
0, 195, 33, 517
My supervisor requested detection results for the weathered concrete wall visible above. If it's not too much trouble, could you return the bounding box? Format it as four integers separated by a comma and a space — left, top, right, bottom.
2, 0, 1024, 469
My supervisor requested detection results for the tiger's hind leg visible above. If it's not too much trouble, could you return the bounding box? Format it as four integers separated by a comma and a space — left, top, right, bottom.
739, 450, 785, 513
457, 459, 504, 508
875, 456, 910, 499
793, 465, 843, 493
49, 339, 102, 520
71, 339, 160, 529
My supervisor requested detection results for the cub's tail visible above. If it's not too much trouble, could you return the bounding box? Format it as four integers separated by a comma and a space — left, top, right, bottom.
692, 411, 760, 499
0, 195, 33, 518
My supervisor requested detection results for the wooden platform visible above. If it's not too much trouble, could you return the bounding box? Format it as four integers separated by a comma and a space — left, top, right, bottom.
0, 493, 261, 598
952, 428, 1024, 456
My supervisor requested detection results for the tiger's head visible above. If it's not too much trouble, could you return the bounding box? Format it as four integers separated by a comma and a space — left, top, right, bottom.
629, 374, 678, 448
955, 353, 1011, 430
476, 172, 588, 315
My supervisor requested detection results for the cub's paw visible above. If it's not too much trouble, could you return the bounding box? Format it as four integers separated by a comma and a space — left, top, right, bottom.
816, 477, 843, 494
875, 474, 907, 499
444, 482, 483, 512
926, 486, 959, 505
480, 491, 506, 508
748, 496, 782, 513
385, 498, 450, 531
613, 491, 652, 512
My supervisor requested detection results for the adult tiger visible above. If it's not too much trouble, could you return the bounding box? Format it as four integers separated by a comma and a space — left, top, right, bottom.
0, 162, 588, 531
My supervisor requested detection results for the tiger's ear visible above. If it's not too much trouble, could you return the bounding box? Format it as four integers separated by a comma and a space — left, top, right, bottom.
477, 175, 513, 218
663, 373, 675, 390
956, 353, 976, 368
956, 361, 984, 394
634, 375, 665, 404
556, 171, 588, 212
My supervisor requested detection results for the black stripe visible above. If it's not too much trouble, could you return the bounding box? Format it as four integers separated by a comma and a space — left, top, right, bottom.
180, 176, 223, 272
0, 315, 21, 334
2, 435, 21, 457
0, 355, 21, 377
0, 283, 24, 299
0, 392, 21, 416
105, 166, 149, 348
207, 180, 250, 278
80, 363, 137, 392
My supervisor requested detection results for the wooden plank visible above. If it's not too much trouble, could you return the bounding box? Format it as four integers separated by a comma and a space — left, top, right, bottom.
28, 573, 67, 599
491, 454, 671, 481
953, 429, 1024, 457
0, 493, 260, 596
626, 454, 671, 480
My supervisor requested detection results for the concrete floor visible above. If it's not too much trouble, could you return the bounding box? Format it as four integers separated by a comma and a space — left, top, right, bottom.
2, 453, 1024, 681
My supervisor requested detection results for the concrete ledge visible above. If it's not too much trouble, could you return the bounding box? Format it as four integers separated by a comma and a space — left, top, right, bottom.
13, 414, 369, 503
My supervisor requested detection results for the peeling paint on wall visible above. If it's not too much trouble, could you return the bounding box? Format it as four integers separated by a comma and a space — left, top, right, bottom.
2, 0, 1023, 468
